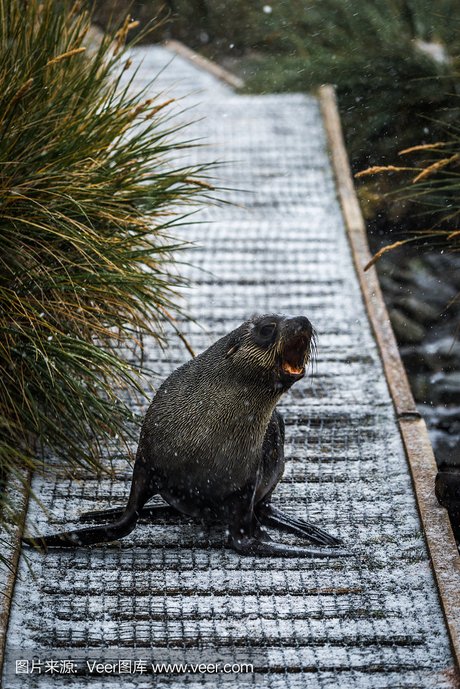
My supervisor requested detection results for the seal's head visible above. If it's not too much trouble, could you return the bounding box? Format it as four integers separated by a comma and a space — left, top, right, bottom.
225, 314, 316, 392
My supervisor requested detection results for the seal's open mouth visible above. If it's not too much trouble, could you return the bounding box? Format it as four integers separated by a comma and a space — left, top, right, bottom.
279, 334, 310, 377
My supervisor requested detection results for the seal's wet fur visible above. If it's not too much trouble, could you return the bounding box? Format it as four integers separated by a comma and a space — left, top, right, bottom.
24, 314, 349, 557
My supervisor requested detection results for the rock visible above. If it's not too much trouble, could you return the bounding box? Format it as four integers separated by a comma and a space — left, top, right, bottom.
419, 403, 460, 471
435, 469, 460, 538
429, 371, 460, 405
400, 345, 427, 372
432, 434, 460, 468
407, 262, 458, 307
393, 295, 439, 324
419, 403, 460, 429
410, 373, 431, 402
378, 272, 407, 298
424, 253, 460, 290
420, 336, 460, 372
389, 308, 426, 344
436, 469, 460, 509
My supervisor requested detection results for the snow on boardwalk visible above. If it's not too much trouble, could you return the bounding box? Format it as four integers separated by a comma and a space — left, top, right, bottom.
2, 47, 456, 688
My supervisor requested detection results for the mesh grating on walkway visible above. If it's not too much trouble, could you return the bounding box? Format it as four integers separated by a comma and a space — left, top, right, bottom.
1, 46, 457, 688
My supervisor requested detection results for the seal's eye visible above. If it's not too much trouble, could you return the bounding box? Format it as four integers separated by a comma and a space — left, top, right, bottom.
258, 322, 277, 338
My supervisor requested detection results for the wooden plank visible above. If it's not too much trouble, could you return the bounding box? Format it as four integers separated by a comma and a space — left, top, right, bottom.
163, 39, 244, 90
0, 469, 31, 678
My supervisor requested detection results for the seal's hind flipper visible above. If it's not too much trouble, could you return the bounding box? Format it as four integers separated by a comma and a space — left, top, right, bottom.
23, 530, 97, 549
257, 503, 343, 547
23, 469, 155, 549
80, 503, 179, 523
79, 506, 126, 522
22, 511, 139, 549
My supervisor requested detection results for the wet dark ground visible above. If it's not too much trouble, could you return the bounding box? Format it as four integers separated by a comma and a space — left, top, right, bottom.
373, 250, 460, 463
370, 242, 460, 539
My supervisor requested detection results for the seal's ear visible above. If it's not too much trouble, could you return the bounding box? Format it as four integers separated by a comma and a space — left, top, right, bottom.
225, 343, 239, 358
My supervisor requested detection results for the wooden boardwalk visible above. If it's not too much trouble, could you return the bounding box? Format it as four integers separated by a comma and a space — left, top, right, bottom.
1, 45, 460, 688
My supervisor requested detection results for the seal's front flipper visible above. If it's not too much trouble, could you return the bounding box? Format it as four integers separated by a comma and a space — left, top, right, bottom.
257, 503, 343, 547
229, 534, 351, 558
80, 503, 178, 523
226, 491, 350, 558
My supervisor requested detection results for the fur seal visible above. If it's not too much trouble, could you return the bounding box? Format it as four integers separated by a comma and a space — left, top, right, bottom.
24, 314, 349, 557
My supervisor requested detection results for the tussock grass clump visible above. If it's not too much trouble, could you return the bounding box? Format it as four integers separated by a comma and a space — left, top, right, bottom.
358, 135, 460, 265
0, 0, 207, 546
